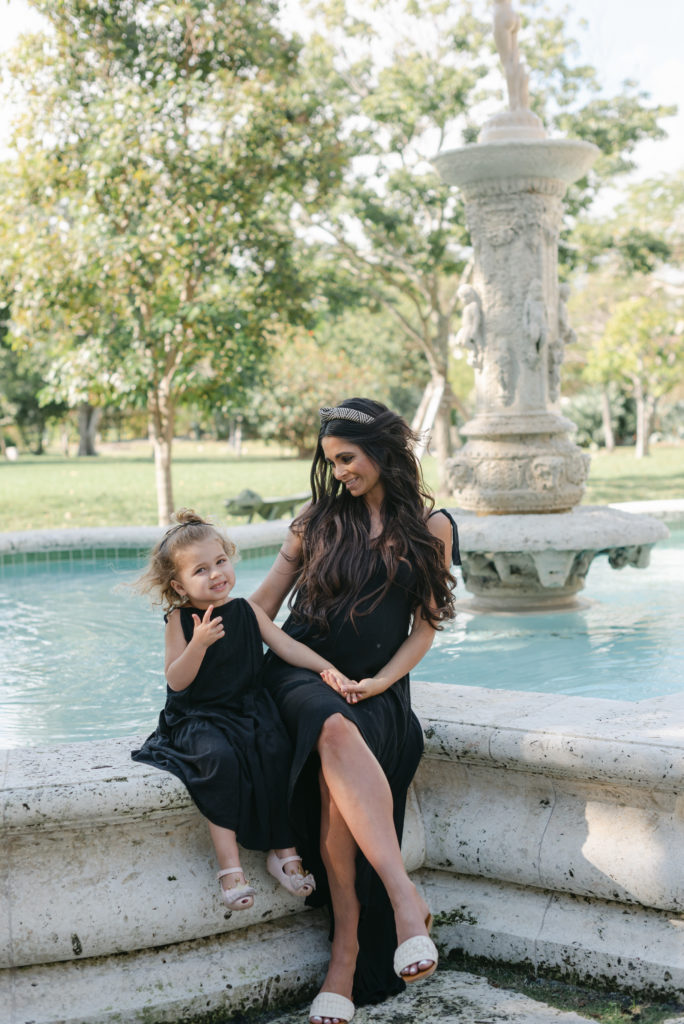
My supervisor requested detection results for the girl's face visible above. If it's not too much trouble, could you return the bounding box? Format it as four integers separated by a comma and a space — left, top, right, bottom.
171, 537, 236, 609
321, 435, 383, 504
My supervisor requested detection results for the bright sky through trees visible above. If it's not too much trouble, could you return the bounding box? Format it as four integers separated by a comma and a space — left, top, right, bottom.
1, 0, 682, 176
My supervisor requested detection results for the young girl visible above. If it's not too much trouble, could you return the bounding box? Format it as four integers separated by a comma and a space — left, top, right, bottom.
132, 508, 347, 910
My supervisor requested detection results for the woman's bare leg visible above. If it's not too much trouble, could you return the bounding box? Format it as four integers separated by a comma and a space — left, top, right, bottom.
316, 715, 433, 977
310, 771, 360, 1024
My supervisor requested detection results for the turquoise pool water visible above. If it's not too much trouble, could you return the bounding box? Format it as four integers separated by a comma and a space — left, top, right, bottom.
1, 529, 683, 748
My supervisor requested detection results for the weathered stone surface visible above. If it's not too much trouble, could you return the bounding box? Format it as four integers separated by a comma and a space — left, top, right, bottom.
433, 140, 597, 517
265, 968, 601, 1024
0, 521, 290, 557
4, 679, 684, 1021
452, 505, 669, 610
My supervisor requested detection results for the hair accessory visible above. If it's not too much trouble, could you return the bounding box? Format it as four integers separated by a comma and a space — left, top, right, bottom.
159, 518, 202, 549
319, 406, 375, 426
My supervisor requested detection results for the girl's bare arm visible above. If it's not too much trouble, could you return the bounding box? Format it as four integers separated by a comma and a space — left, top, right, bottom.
248, 600, 350, 688
164, 606, 224, 692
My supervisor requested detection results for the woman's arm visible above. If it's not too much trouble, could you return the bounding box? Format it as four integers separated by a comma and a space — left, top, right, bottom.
249, 528, 303, 620
323, 612, 435, 702
165, 606, 225, 692
326, 510, 454, 703
248, 600, 351, 688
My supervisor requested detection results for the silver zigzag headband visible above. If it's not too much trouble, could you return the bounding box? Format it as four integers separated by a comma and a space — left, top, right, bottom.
319, 406, 375, 425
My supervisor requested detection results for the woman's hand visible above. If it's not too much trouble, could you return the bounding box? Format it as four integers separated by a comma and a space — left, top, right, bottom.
336, 675, 388, 704
191, 605, 225, 648
320, 667, 354, 697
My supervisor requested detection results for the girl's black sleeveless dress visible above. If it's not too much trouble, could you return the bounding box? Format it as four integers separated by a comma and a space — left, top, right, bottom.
262, 511, 459, 1006
132, 597, 294, 850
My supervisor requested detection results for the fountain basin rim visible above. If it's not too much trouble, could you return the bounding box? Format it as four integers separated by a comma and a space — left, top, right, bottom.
0, 519, 291, 557
0, 502, 678, 561
454, 504, 669, 553
5, 683, 684, 838
432, 136, 598, 187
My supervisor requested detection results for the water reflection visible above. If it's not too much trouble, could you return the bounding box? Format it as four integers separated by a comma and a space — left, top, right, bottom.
1, 532, 683, 748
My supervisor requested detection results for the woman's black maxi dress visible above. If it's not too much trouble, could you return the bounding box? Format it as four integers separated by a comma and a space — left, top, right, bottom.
262, 513, 458, 1006
132, 597, 295, 851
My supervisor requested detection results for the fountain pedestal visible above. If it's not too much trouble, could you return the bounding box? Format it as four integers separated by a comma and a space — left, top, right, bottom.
434, 139, 597, 515
432, 121, 668, 608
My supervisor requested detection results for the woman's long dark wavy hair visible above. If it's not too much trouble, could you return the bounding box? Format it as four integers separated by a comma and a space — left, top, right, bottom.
289, 398, 456, 632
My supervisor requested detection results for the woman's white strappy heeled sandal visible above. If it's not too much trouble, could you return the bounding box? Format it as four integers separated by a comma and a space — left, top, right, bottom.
217, 867, 256, 910
308, 991, 355, 1024
393, 913, 438, 983
267, 851, 316, 897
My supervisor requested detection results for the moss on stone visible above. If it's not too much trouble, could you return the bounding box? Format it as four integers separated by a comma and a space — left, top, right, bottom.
443, 950, 684, 1024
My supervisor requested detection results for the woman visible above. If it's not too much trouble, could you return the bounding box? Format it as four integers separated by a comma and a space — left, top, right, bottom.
250, 398, 458, 1024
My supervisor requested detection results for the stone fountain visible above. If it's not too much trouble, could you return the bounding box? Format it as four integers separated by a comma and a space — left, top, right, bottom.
433, 0, 667, 610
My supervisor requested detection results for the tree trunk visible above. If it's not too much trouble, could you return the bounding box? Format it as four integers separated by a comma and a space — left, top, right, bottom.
432, 394, 452, 491
633, 378, 651, 459
600, 386, 615, 452
148, 382, 175, 524
77, 403, 101, 456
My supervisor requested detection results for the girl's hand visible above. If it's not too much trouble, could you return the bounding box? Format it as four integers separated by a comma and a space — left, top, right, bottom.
338, 676, 387, 704
191, 606, 225, 648
320, 667, 353, 696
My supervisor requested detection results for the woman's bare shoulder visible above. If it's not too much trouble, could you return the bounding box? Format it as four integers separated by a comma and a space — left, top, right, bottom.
425, 508, 452, 537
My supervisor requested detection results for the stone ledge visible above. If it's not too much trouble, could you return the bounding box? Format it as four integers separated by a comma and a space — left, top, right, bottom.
3, 913, 329, 1024
4, 680, 684, 1017
422, 869, 684, 998
611, 499, 684, 525
453, 505, 669, 552
417, 683, 684, 792
5, 684, 684, 839
0, 521, 290, 557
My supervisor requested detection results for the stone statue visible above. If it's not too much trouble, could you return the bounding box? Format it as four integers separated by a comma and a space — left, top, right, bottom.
453, 285, 484, 370
523, 278, 546, 369
548, 283, 576, 402
493, 0, 530, 112
558, 283, 577, 348
497, 345, 517, 406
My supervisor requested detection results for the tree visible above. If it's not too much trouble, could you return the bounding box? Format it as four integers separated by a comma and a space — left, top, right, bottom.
296, 0, 673, 483
594, 292, 682, 458
0, 289, 67, 454
250, 304, 429, 454
568, 171, 684, 453
0, 0, 347, 521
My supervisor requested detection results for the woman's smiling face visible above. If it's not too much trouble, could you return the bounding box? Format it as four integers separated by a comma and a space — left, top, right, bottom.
321, 435, 383, 503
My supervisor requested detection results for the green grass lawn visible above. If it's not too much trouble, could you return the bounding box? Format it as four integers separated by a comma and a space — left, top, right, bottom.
0, 439, 681, 533
582, 444, 684, 505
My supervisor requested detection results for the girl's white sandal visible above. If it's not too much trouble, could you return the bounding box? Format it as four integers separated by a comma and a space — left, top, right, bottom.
308, 991, 355, 1024
217, 867, 256, 910
267, 851, 316, 897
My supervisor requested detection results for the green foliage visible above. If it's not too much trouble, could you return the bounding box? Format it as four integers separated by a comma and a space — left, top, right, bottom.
562, 389, 635, 449
599, 293, 682, 395
249, 306, 429, 453
566, 171, 684, 454
298, 0, 673, 474
0, 0, 347, 516
0, 293, 67, 453
570, 170, 684, 276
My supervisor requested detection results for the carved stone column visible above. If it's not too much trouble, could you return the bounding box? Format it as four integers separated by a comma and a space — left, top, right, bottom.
434, 141, 596, 513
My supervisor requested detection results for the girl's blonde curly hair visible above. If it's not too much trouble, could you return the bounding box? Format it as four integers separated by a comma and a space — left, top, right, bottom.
134, 508, 237, 611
